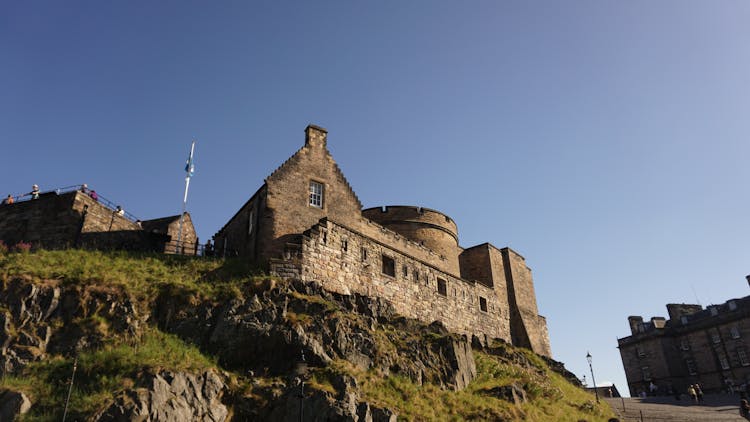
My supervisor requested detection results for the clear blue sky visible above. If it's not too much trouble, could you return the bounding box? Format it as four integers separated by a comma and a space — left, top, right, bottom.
3, 1, 749, 396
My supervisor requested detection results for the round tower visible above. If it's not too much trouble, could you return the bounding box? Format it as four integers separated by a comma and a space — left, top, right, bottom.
362, 205, 460, 274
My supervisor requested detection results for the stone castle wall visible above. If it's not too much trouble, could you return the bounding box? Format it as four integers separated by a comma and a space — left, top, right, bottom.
362, 206, 461, 275
280, 218, 510, 342
0, 191, 170, 252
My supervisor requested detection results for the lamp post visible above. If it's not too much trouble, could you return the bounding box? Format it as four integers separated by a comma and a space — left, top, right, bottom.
586, 351, 600, 403
294, 350, 309, 422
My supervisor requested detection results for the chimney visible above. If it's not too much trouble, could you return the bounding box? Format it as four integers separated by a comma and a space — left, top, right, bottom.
305, 124, 327, 148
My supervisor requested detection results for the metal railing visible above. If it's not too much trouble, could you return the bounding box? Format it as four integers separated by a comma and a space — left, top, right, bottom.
164, 240, 211, 257
4, 184, 141, 222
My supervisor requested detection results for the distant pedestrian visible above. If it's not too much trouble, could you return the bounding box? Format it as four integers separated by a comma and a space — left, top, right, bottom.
29, 184, 40, 199
89, 190, 98, 201
2, 194, 13, 205
740, 399, 750, 420
606, 387, 613, 398
688, 385, 697, 403
115, 206, 124, 216
649, 381, 658, 396
80, 183, 88, 193
695, 383, 704, 402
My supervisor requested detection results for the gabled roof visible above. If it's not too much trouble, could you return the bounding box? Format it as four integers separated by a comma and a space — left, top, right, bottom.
265, 135, 362, 210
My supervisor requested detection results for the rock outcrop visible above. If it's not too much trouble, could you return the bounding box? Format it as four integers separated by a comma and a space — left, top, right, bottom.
0, 389, 31, 421
93, 370, 228, 422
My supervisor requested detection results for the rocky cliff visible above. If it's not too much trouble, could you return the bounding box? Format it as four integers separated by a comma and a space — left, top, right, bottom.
0, 250, 610, 421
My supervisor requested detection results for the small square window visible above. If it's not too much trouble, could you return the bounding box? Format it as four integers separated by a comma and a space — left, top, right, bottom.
382, 255, 395, 277
641, 366, 651, 381
437, 278, 447, 296
479, 297, 488, 312
729, 301, 738, 311
739, 347, 750, 366
711, 328, 721, 344
686, 359, 697, 375
680, 338, 690, 351
731, 326, 741, 339
309, 181, 324, 208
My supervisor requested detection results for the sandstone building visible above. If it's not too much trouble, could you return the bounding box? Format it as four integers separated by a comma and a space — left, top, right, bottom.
618, 285, 750, 396
0, 189, 198, 254
213, 125, 552, 357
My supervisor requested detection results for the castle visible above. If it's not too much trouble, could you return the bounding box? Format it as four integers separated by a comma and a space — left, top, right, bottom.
213, 125, 552, 357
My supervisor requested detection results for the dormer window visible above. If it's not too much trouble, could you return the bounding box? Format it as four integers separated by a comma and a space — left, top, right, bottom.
309, 181, 324, 208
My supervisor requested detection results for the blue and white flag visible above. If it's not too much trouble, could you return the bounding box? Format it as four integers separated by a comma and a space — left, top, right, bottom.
185, 140, 196, 177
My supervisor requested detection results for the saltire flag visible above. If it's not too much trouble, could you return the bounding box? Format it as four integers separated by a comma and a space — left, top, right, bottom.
185, 140, 196, 177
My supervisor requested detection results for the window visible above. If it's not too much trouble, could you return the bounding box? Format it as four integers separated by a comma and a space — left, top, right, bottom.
710, 306, 719, 316
309, 181, 324, 208
382, 255, 395, 277
729, 300, 738, 311
641, 366, 651, 381
739, 346, 750, 366
710, 328, 721, 344
402, 265, 408, 278
360, 247, 367, 262
731, 326, 741, 339
636, 345, 646, 358
681, 316, 689, 325
342, 239, 348, 253
686, 359, 697, 375
413, 269, 419, 282
437, 278, 447, 296
718, 352, 730, 370
680, 338, 691, 351
479, 297, 488, 312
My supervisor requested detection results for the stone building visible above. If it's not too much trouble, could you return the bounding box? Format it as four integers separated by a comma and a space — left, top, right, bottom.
0, 189, 197, 254
213, 125, 552, 357
618, 288, 750, 396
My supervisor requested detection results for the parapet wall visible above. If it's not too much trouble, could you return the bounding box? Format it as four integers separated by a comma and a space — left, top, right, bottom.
291, 218, 510, 342
362, 206, 460, 274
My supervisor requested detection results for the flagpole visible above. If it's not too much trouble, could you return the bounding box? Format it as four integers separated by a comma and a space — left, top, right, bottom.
176, 139, 195, 253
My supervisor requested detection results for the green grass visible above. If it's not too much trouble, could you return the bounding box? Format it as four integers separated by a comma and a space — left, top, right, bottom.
310, 352, 616, 422
2, 329, 217, 421
0, 249, 267, 302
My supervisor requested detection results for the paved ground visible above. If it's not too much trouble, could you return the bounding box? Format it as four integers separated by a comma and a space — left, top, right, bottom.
605, 394, 748, 421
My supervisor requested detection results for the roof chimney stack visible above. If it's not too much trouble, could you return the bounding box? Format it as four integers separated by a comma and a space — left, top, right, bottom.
305, 124, 327, 148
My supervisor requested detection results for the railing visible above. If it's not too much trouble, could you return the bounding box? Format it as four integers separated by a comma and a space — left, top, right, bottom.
4, 184, 141, 222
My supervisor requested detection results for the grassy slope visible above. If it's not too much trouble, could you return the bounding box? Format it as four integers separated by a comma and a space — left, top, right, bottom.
0, 250, 615, 421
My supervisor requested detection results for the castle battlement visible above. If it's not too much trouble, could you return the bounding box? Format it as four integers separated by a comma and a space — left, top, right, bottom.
213, 124, 552, 357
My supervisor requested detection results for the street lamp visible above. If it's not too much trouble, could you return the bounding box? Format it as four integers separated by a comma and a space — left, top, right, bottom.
586, 351, 600, 403
294, 350, 309, 422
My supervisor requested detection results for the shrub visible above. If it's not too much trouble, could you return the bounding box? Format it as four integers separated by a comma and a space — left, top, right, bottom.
0, 240, 7, 254
13, 241, 31, 253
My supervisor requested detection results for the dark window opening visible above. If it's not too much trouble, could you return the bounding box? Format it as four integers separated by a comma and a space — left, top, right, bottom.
479, 297, 488, 312
402, 265, 408, 278
361, 247, 367, 262
382, 255, 395, 277
342, 239, 348, 252
437, 278, 447, 296
413, 270, 419, 282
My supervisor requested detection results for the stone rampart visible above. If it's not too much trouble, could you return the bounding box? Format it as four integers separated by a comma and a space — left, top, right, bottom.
292, 218, 510, 342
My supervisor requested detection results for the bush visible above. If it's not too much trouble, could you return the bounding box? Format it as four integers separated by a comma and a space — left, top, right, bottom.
13, 241, 31, 253
0, 240, 7, 254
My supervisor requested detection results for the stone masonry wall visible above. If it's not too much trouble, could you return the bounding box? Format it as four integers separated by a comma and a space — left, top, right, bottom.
502, 247, 552, 357
295, 218, 510, 342
0, 192, 81, 248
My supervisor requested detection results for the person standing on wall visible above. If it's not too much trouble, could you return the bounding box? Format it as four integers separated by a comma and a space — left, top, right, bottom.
29, 184, 40, 199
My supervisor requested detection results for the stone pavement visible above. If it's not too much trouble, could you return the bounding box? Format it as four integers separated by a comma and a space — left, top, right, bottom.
605, 394, 748, 421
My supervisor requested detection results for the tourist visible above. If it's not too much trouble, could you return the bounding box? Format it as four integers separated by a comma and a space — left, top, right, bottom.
135, 219, 142, 228
740, 399, 750, 420
688, 384, 698, 403
29, 184, 40, 199
695, 383, 704, 402
649, 381, 658, 396
115, 206, 124, 216
2, 194, 13, 205
80, 183, 88, 193
89, 190, 98, 201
